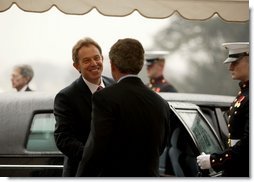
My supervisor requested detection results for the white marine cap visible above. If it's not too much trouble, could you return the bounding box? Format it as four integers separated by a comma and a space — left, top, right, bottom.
222, 42, 249, 63
145, 51, 169, 66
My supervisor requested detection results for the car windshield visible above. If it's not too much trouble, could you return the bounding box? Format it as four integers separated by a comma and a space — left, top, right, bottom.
176, 109, 222, 154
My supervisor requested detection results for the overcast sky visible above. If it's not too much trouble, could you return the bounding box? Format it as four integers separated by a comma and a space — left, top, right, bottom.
0, 3, 252, 93
0, 5, 171, 92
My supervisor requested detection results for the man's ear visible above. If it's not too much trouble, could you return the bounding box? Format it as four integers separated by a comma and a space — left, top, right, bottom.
110, 60, 118, 81
110, 61, 116, 71
25, 77, 31, 84
73, 62, 81, 73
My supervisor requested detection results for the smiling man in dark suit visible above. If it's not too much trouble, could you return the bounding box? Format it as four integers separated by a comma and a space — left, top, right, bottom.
54, 37, 115, 177
76, 38, 170, 177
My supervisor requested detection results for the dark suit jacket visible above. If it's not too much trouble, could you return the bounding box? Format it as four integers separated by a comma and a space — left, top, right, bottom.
25, 86, 32, 91
76, 77, 170, 177
54, 75, 115, 177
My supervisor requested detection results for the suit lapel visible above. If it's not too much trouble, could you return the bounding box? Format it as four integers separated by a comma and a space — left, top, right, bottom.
102, 76, 114, 87
76, 76, 92, 105
76, 76, 91, 93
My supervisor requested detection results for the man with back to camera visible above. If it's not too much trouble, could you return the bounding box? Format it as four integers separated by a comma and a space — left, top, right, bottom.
76, 38, 170, 177
54, 37, 115, 177
145, 51, 177, 93
11, 64, 34, 91
197, 42, 249, 177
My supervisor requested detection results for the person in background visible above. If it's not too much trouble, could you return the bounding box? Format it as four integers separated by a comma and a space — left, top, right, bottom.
11, 64, 34, 91
197, 42, 249, 177
145, 51, 177, 92
76, 38, 170, 177
54, 37, 115, 177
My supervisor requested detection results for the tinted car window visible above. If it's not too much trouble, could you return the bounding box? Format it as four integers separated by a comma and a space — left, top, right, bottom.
26, 113, 58, 152
176, 109, 222, 154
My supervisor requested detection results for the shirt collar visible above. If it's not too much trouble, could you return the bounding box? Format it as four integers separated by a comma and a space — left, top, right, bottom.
82, 77, 105, 94
239, 80, 249, 91
117, 74, 139, 83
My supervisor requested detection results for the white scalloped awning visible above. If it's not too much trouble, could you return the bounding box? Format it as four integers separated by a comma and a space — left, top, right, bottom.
0, 0, 249, 22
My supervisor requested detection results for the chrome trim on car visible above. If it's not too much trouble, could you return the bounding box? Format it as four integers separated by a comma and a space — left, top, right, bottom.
0, 165, 63, 168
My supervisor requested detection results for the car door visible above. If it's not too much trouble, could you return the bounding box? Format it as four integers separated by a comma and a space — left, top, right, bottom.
160, 102, 225, 177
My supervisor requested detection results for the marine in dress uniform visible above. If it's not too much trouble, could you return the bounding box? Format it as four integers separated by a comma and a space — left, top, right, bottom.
145, 51, 177, 92
197, 42, 249, 177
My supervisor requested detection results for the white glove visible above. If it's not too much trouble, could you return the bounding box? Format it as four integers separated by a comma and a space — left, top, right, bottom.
196, 152, 211, 169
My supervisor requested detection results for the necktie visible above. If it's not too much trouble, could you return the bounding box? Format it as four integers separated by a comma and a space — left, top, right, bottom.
96, 86, 103, 92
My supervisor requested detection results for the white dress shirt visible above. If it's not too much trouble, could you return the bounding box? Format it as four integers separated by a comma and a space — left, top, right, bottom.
82, 77, 105, 94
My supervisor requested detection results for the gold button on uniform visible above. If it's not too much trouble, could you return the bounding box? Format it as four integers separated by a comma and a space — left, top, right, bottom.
228, 139, 231, 145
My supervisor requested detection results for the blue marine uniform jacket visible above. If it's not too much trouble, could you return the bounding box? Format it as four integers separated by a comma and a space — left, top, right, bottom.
210, 81, 249, 177
147, 75, 177, 92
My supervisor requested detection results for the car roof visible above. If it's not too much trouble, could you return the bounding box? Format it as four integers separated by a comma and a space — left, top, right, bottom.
0, 91, 234, 154
158, 92, 234, 107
